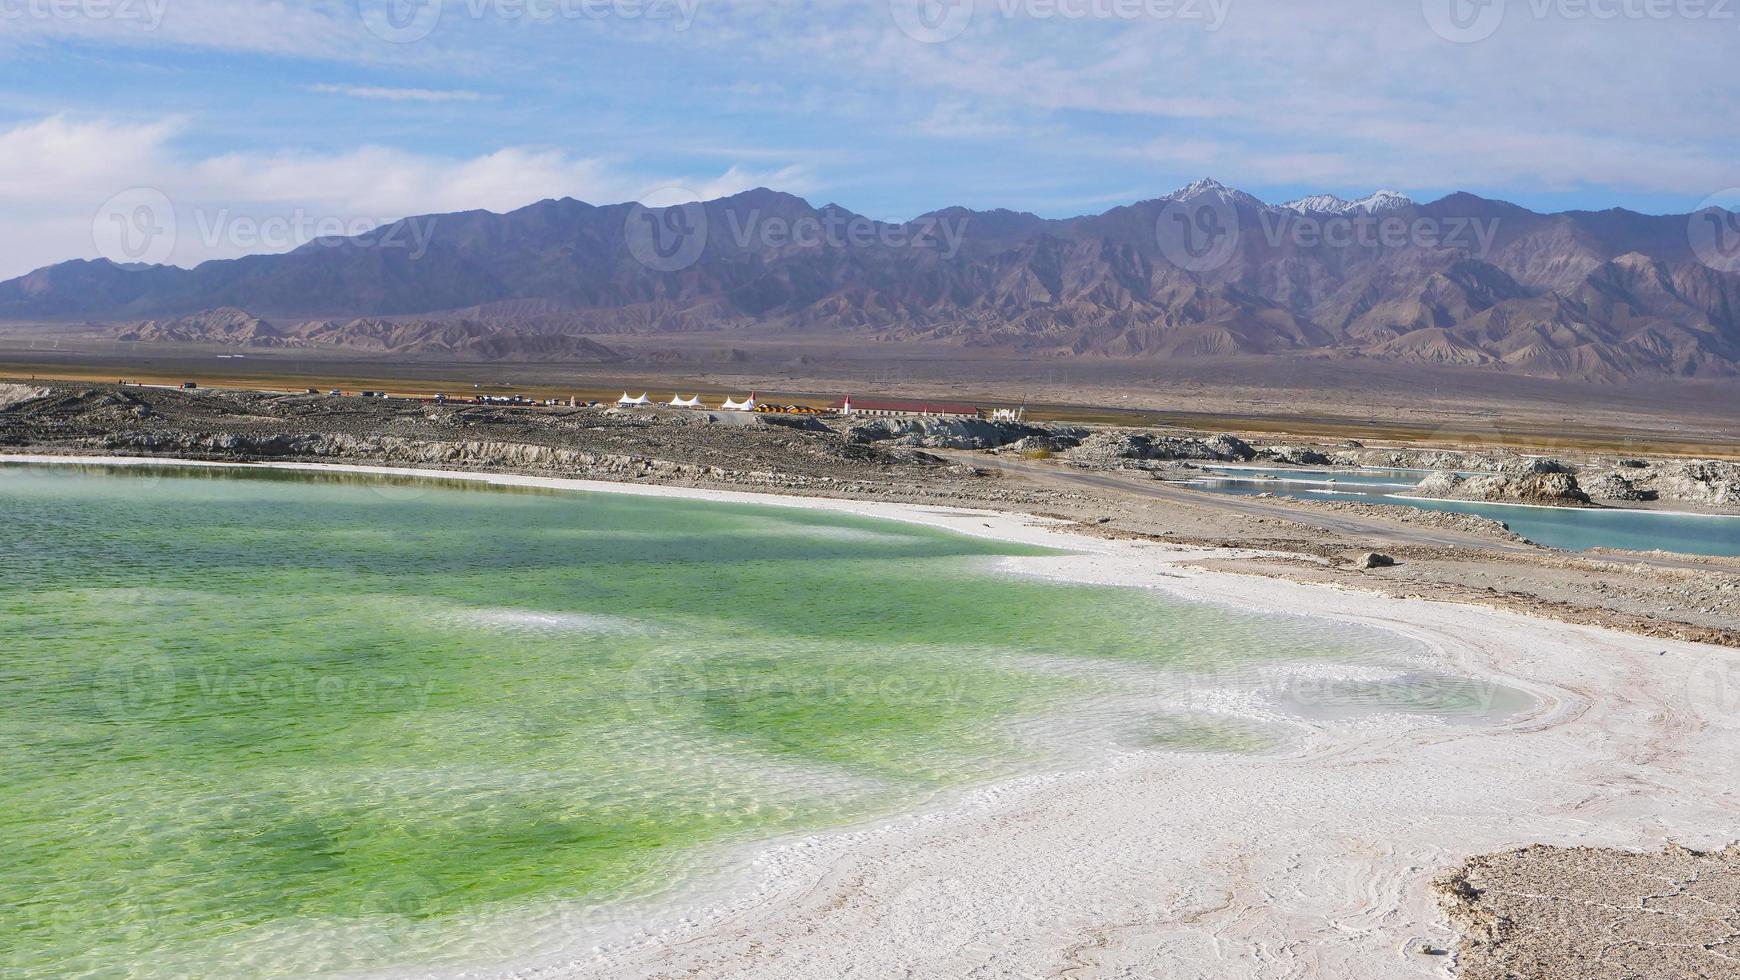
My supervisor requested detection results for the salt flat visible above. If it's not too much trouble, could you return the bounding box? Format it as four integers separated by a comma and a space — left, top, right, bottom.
12, 455, 1735, 979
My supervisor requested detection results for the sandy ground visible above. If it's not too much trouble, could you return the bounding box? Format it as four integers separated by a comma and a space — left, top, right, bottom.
1436, 842, 1740, 978
10, 455, 1740, 979
6, 340, 1739, 456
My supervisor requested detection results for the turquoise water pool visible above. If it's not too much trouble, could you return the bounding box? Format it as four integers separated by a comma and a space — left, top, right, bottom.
0, 463, 1526, 977
1191, 467, 1740, 556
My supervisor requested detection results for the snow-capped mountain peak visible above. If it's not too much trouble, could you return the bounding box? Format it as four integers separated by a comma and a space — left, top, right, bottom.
1167, 178, 1264, 210
1283, 190, 1415, 215
1284, 193, 1351, 213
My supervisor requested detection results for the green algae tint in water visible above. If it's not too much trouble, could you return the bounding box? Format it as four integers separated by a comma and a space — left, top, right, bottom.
0, 465, 1523, 977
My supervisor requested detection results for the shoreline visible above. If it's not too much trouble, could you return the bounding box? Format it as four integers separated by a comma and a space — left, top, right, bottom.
9, 454, 1740, 978
1194, 462, 1740, 519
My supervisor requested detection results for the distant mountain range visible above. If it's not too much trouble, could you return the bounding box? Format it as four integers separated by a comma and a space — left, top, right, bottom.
5, 180, 1739, 382
113, 308, 625, 362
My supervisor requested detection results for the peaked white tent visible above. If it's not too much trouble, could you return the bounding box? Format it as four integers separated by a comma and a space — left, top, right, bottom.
616, 392, 652, 407
669, 394, 703, 408
720, 393, 758, 411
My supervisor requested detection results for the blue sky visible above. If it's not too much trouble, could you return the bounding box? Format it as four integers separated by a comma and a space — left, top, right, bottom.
1, 0, 1736, 277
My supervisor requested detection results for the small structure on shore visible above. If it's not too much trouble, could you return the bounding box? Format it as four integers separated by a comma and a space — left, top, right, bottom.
668, 394, 703, 408
755, 402, 827, 415
617, 393, 652, 408
720, 393, 758, 411
836, 396, 981, 419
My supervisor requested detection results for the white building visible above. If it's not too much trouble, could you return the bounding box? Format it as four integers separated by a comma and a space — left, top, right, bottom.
720, 393, 758, 411
668, 394, 703, 408
617, 392, 652, 407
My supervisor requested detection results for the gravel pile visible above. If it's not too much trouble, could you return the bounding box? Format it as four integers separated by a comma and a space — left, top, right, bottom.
1066, 432, 1256, 469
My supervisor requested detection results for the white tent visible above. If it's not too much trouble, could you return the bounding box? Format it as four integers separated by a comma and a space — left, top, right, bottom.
720, 393, 758, 411
668, 394, 703, 408
617, 392, 652, 407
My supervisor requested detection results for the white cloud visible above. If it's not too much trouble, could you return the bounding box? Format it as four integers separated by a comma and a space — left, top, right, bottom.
689, 165, 817, 200
827, 0, 1740, 202
0, 116, 814, 279
4, 0, 1740, 249
0, 0, 371, 61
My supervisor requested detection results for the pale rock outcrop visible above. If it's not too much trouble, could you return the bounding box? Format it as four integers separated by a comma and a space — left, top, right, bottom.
1409, 469, 1592, 507
0, 384, 47, 411
1068, 432, 1256, 469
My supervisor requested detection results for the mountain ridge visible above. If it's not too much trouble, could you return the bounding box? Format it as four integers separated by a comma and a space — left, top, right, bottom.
5, 181, 1738, 381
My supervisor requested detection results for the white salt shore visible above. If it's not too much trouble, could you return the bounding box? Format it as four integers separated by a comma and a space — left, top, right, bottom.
10, 455, 1740, 979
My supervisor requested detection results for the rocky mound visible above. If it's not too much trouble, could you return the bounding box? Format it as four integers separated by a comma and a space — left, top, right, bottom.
1582, 471, 1656, 502
845, 417, 1080, 451
1259, 445, 1332, 466
1066, 432, 1256, 469
0, 383, 48, 412
1410, 468, 1592, 506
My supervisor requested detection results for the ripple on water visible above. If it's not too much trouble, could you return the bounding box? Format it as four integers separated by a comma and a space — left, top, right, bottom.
443, 607, 658, 635
0, 464, 1536, 979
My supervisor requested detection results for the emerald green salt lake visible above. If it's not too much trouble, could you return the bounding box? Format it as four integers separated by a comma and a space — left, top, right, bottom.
0, 464, 1525, 977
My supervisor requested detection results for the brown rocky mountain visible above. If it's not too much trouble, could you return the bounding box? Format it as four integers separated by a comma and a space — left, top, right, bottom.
6, 181, 1738, 380
118, 309, 624, 362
